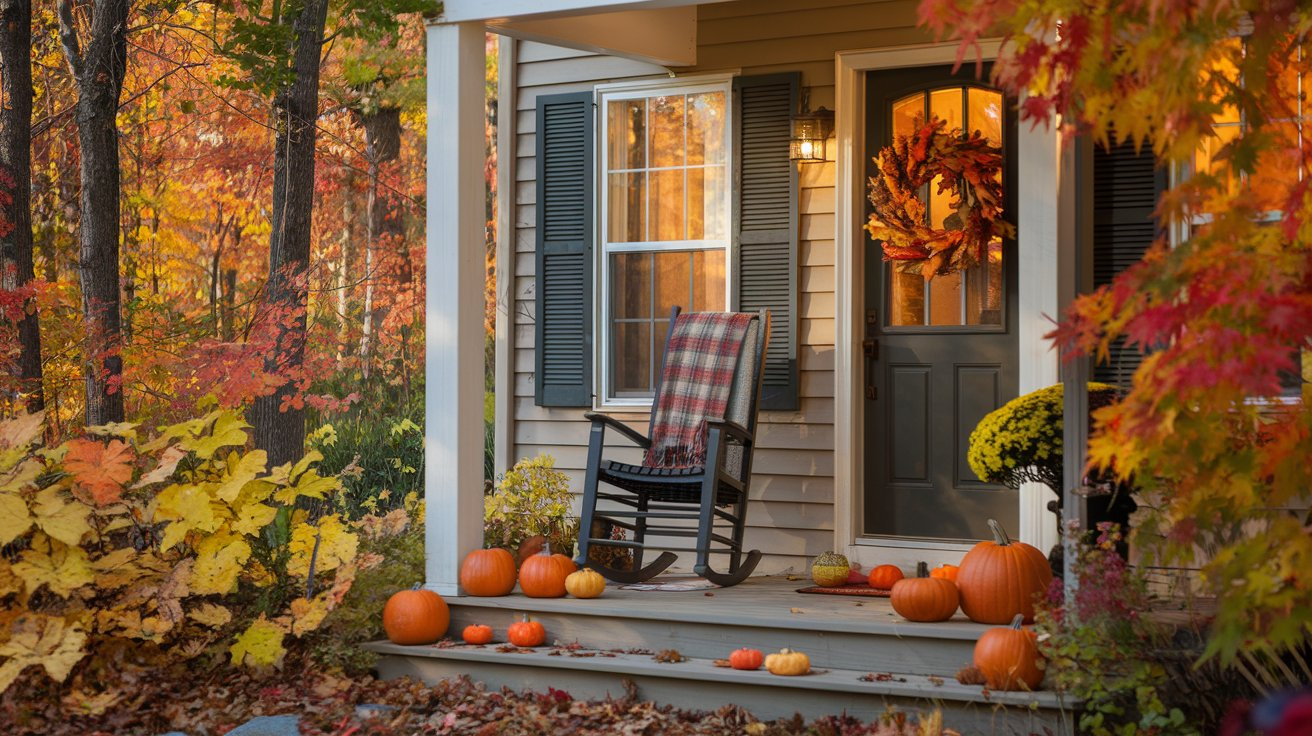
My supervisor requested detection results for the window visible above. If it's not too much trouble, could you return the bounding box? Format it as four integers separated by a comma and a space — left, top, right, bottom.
886, 85, 1005, 328
599, 81, 732, 403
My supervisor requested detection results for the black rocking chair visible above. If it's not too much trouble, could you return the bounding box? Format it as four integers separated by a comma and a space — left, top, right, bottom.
574, 306, 770, 587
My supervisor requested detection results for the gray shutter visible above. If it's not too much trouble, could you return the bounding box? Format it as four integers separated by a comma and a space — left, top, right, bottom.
1091, 137, 1166, 387
534, 92, 594, 407
733, 73, 800, 411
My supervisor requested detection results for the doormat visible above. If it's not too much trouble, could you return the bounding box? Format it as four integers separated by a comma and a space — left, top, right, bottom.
795, 584, 892, 598
620, 577, 720, 592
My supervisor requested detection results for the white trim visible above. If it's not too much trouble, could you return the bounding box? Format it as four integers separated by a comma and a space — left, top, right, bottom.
594, 78, 734, 409
441, 0, 727, 24
835, 40, 1064, 560
424, 22, 488, 598
493, 36, 517, 481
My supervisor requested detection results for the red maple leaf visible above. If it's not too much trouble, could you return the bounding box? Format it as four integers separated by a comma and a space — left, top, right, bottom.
64, 438, 135, 507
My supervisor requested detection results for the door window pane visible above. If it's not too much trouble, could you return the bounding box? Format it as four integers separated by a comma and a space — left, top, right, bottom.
889, 270, 925, 326
892, 93, 923, 139
929, 88, 963, 132
968, 88, 1002, 144
928, 270, 963, 326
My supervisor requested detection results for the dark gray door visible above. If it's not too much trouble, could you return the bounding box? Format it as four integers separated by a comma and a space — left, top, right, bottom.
862, 65, 1019, 542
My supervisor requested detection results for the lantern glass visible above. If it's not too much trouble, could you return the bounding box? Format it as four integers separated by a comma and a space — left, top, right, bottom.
789, 108, 833, 162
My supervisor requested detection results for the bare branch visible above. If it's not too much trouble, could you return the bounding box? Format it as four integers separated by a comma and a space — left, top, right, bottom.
55, 0, 83, 81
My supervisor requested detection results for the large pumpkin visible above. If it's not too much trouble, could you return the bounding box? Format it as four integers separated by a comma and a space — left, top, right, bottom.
891, 561, 959, 622
382, 587, 450, 645
956, 519, 1051, 624
459, 548, 517, 596
519, 549, 571, 598
810, 551, 851, 587
973, 614, 1044, 690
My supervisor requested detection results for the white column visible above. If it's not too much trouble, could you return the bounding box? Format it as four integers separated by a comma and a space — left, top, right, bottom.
425, 20, 486, 596
1016, 118, 1066, 554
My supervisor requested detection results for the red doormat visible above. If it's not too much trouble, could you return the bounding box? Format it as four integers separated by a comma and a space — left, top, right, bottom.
795, 584, 892, 597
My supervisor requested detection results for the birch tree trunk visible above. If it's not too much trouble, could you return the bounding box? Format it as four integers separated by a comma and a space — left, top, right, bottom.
357, 106, 401, 380
0, 0, 43, 413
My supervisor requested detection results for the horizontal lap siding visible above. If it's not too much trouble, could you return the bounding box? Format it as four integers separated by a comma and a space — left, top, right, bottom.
509, 3, 930, 574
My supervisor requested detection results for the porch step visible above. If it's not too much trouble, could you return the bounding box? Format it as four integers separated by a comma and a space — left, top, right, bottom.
367, 641, 1074, 735
437, 582, 986, 677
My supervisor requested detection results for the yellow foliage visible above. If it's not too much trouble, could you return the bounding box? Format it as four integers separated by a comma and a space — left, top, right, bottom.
0, 615, 87, 692
229, 616, 287, 668
287, 514, 357, 579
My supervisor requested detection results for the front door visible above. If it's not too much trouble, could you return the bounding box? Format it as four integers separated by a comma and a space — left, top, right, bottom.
862, 65, 1019, 542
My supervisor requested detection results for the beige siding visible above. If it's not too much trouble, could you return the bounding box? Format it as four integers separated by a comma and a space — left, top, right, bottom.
507, 3, 933, 574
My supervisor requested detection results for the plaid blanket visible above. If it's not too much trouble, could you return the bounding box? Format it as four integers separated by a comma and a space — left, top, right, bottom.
644, 312, 754, 468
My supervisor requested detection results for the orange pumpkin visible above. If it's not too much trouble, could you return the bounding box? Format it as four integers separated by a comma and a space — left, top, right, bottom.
518, 549, 571, 598
382, 587, 450, 645
459, 548, 517, 597
973, 614, 1044, 690
956, 519, 1052, 624
891, 562, 960, 622
553, 553, 578, 574
729, 647, 764, 671
461, 624, 494, 645
507, 618, 546, 647
929, 564, 959, 582
867, 564, 904, 590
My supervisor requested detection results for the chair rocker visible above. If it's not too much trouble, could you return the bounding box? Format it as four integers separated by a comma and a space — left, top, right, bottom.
574, 306, 770, 588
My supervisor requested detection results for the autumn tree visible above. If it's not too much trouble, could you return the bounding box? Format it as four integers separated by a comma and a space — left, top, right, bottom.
921, 0, 1312, 664
57, 0, 132, 426
0, 0, 42, 413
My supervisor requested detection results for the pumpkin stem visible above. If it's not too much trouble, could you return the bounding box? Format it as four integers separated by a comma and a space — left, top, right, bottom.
1009, 614, 1024, 630
916, 561, 929, 578
987, 519, 1013, 546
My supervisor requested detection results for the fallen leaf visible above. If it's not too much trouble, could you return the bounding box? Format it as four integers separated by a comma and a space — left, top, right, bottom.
64, 438, 135, 506
789, 607, 804, 614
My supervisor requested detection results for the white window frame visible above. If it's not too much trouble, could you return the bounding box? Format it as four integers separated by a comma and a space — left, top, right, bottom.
594, 74, 735, 409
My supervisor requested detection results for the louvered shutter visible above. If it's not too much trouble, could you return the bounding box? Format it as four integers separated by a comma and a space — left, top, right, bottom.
733, 73, 800, 411
1091, 137, 1166, 387
534, 92, 594, 407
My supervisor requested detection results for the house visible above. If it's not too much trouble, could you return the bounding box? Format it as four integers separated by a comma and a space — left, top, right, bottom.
395, 0, 1158, 728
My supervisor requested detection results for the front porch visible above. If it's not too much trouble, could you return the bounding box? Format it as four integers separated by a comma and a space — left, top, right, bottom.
368, 577, 1074, 733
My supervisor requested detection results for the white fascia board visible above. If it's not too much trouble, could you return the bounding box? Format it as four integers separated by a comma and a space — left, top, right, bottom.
491, 6, 696, 67
441, 0, 725, 24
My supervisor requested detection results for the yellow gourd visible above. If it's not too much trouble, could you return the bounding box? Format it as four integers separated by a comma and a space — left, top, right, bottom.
764, 648, 811, 676
564, 567, 606, 598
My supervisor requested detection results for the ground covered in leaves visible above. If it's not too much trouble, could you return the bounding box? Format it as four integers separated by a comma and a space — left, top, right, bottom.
0, 651, 949, 736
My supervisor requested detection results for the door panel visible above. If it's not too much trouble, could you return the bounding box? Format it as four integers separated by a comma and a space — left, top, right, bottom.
862, 64, 1019, 543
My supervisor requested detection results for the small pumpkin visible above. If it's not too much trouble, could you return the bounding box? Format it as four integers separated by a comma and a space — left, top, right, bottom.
867, 564, 905, 590
519, 546, 572, 598
564, 567, 606, 598
459, 548, 517, 597
729, 647, 764, 671
891, 561, 960, 622
810, 551, 851, 587
956, 519, 1052, 624
973, 614, 1044, 690
930, 563, 960, 582
461, 624, 494, 645
507, 617, 547, 647
382, 587, 450, 645
764, 648, 811, 676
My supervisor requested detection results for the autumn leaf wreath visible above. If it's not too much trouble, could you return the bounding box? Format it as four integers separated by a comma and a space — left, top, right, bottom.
865, 118, 1013, 279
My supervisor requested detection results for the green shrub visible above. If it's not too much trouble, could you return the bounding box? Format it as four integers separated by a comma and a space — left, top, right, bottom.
310, 407, 423, 520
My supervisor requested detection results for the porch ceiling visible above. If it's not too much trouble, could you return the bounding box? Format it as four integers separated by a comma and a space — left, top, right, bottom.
438, 0, 735, 67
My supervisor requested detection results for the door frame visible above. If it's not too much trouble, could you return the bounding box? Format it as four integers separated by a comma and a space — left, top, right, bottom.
834, 41, 1076, 568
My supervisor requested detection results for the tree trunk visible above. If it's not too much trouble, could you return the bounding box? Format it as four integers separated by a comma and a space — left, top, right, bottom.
0, 0, 43, 413
357, 106, 402, 380
58, 0, 130, 427
251, 0, 328, 467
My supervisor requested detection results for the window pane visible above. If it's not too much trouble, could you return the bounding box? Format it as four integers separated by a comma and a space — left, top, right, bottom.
649, 95, 686, 168
965, 240, 1003, 325
1251, 121, 1300, 211
687, 92, 726, 165
608, 99, 646, 170
687, 166, 728, 241
967, 88, 1002, 145
892, 93, 923, 140
929, 87, 963, 131
611, 252, 652, 319
889, 269, 925, 326
692, 250, 726, 311
654, 251, 692, 317
928, 173, 954, 229
928, 270, 963, 326
1194, 124, 1240, 194
612, 322, 651, 394
649, 169, 685, 241
608, 172, 646, 242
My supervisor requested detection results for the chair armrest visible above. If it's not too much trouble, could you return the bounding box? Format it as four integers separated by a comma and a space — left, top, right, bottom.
705, 418, 753, 445
584, 411, 652, 449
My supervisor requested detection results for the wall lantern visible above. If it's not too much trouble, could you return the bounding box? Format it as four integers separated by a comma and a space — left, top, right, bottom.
790, 94, 834, 163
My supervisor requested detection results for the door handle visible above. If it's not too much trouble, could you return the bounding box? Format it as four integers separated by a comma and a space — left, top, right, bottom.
863, 339, 878, 400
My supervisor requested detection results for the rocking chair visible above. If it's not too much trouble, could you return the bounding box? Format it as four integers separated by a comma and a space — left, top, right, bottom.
574, 306, 770, 587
